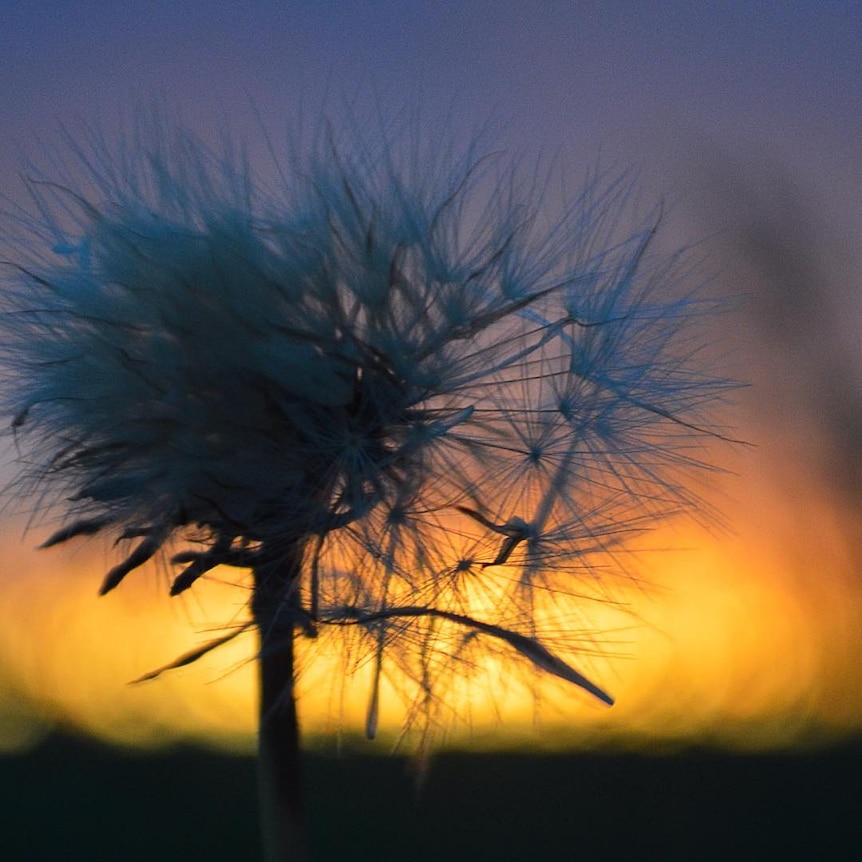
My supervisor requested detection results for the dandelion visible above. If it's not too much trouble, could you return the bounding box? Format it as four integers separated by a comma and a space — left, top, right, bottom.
0, 114, 732, 860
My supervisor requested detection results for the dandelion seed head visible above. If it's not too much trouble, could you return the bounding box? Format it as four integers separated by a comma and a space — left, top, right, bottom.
0, 112, 735, 740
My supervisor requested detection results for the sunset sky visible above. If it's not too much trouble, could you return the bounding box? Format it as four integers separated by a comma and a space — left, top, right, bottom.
1, 2, 861, 756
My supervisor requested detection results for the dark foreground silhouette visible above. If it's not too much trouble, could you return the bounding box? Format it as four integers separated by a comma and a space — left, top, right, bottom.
2, 733, 860, 861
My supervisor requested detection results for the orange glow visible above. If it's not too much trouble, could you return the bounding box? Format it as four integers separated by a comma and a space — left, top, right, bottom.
2, 441, 862, 757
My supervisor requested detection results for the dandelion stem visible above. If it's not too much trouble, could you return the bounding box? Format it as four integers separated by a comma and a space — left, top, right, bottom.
252, 543, 310, 862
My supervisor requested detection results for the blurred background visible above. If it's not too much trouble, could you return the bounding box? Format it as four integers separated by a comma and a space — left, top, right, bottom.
1, 2, 861, 859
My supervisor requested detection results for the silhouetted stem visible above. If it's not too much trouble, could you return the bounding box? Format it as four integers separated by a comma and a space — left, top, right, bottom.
253, 545, 310, 862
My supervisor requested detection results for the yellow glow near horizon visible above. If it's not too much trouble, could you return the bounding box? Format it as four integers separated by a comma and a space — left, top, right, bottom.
1, 461, 861, 758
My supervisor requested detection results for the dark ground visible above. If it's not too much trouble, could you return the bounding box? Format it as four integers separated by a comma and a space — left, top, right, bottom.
1, 733, 860, 861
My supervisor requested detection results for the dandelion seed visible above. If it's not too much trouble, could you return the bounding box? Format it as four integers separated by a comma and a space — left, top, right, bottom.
0, 112, 734, 860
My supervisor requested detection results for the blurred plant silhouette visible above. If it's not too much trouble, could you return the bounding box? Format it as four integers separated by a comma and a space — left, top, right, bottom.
0, 113, 732, 860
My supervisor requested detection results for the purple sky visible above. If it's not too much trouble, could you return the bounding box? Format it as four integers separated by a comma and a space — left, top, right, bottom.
2, 3, 859, 176
2, 4, 861, 328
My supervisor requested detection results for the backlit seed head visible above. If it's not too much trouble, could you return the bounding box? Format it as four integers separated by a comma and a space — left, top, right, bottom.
0, 115, 734, 733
